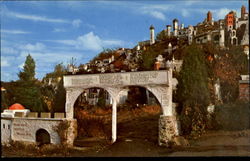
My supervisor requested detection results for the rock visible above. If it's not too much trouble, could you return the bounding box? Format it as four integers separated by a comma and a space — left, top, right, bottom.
173, 136, 190, 146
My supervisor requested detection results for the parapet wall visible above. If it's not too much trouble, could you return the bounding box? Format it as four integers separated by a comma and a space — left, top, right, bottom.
1, 116, 77, 146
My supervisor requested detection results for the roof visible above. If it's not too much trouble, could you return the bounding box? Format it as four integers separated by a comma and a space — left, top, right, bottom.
150, 25, 154, 29
9, 103, 25, 110
173, 18, 179, 22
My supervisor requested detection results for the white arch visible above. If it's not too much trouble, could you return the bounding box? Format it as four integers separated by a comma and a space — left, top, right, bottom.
64, 70, 176, 145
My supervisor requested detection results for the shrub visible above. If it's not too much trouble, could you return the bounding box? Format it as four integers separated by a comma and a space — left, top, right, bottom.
77, 117, 111, 139
53, 120, 70, 145
214, 101, 250, 130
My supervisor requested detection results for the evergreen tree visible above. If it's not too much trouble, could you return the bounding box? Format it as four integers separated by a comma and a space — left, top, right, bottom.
176, 44, 210, 136
15, 54, 47, 112
52, 79, 66, 112
18, 54, 36, 81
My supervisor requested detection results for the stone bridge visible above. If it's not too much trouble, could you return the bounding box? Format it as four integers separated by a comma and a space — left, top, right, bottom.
64, 68, 179, 146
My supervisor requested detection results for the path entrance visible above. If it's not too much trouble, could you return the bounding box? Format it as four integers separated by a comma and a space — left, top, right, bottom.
64, 68, 179, 146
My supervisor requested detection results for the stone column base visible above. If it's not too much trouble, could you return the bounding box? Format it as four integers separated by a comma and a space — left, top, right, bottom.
65, 119, 77, 146
158, 115, 178, 147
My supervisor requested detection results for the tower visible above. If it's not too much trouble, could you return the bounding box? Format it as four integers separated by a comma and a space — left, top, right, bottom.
168, 43, 172, 54
207, 11, 212, 23
150, 25, 155, 45
219, 22, 225, 47
225, 11, 234, 31
166, 25, 171, 37
181, 23, 184, 30
241, 5, 246, 19
173, 19, 179, 36
188, 25, 194, 45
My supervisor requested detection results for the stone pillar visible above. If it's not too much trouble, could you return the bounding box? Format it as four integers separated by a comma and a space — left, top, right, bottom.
65, 119, 78, 146
158, 67, 179, 147
111, 97, 117, 143
158, 115, 178, 146
162, 68, 173, 116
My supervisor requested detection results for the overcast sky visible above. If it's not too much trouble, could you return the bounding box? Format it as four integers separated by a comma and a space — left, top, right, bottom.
1, 0, 248, 82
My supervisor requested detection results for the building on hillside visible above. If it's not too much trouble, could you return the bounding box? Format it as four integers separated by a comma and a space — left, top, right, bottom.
225, 11, 236, 31
238, 75, 250, 102
241, 19, 249, 49
229, 29, 238, 45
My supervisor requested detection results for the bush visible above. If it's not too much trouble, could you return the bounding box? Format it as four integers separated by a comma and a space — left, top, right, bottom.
53, 120, 70, 145
77, 117, 111, 139
214, 101, 250, 130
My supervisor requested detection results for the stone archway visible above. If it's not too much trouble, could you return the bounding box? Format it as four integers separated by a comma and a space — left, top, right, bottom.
36, 129, 51, 145
64, 69, 179, 146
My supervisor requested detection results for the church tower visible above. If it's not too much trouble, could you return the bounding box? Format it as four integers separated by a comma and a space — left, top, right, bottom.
150, 25, 155, 45
207, 11, 212, 23
173, 19, 179, 36
241, 5, 246, 19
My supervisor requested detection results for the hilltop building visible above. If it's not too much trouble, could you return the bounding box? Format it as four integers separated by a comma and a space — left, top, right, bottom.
150, 25, 155, 45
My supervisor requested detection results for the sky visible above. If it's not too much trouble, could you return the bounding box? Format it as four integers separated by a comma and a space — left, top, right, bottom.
1, 0, 248, 82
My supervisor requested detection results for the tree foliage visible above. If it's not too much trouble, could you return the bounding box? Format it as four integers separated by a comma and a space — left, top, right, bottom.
176, 44, 210, 136
41, 63, 67, 112
212, 46, 248, 103
18, 54, 36, 81
10, 54, 47, 112
52, 79, 66, 112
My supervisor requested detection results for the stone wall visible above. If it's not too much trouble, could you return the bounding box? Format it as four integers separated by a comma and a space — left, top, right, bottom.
239, 81, 250, 101
11, 118, 63, 144
1, 118, 12, 144
1, 117, 77, 146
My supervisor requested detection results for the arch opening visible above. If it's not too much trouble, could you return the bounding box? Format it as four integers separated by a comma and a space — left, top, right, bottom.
73, 87, 113, 147
36, 129, 51, 146
117, 85, 161, 111
116, 85, 162, 143
233, 38, 237, 45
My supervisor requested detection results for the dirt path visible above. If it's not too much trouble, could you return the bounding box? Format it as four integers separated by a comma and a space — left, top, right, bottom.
72, 114, 250, 157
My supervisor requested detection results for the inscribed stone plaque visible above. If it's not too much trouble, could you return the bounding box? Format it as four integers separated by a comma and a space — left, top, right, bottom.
99, 73, 123, 85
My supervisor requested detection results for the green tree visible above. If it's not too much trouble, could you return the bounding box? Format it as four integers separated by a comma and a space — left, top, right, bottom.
18, 54, 36, 81
14, 54, 47, 112
97, 89, 106, 108
156, 30, 167, 41
140, 48, 158, 70
52, 79, 66, 112
14, 81, 46, 112
176, 44, 210, 136
41, 63, 67, 112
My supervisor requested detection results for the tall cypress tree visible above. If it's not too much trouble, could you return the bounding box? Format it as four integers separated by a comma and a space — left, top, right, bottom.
177, 44, 210, 137
18, 54, 36, 81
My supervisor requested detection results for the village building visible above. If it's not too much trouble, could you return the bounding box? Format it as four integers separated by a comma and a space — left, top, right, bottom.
239, 75, 250, 102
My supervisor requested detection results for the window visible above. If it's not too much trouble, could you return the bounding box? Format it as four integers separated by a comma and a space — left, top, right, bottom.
3, 124, 5, 129
8, 125, 10, 129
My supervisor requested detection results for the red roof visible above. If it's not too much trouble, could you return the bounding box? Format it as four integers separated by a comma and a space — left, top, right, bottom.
9, 103, 25, 110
